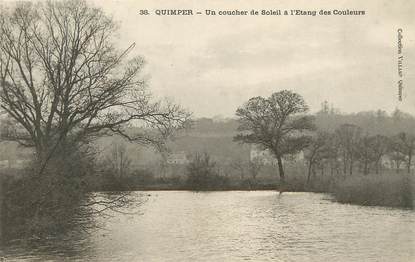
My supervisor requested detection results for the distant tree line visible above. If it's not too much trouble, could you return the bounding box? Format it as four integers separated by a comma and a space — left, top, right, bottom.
304, 126, 415, 184
234, 90, 415, 186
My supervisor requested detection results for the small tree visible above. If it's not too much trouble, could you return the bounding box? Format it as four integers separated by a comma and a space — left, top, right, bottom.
335, 124, 362, 175
356, 134, 377, 175
234, 90, 314, 183
304, 131, 330, 184
248, 158, 262, 183
395, 132, 415, 174
230, 158, 246, 181
388, 137, 406, 174
371, 135, 390, 174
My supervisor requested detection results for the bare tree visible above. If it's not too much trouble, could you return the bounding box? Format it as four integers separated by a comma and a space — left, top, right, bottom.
388, 150, 405, 174
248, 158, 262, 183
325, 133, 341, 176
234, 90, 314, 182
371, 135, 390, 174
0, 0, 190, 170
304, 131, 330, 184
230, 158, 246, 181
335, 124, 361, 175
388, 134, 407, 174
395, 132, 415, 174
356, 134, 377, 175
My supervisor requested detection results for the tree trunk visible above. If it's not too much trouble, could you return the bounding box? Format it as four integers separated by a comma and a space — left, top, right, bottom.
343, 153, 347, 175
375, 159, 380, 174
277, 156, 285, 183
364, 160, 368, 175
307, 161, 313, 185
0, 174, 3, 243
407, 153, 412, 174
349, 157, 354, 175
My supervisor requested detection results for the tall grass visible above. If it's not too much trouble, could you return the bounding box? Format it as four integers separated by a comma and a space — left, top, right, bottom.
278, 163, 414, 208
331, 173, 414, 208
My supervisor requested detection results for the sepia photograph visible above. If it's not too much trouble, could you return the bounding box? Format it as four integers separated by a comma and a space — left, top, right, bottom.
0, 0, 414, 261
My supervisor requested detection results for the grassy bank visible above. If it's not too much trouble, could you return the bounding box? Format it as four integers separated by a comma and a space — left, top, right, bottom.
117, 172, 415, 209
264, 172, 414, 209
330, 173, 414, 208
2, 168, 414, 209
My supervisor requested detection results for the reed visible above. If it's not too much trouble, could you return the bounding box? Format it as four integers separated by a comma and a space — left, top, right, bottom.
331, 173, 414, 208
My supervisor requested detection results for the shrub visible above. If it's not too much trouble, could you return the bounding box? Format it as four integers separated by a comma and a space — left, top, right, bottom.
1, 146, 95, 239
186, 153, 229, 190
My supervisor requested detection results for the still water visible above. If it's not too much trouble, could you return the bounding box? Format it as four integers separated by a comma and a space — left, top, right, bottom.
1, 191, 415, 261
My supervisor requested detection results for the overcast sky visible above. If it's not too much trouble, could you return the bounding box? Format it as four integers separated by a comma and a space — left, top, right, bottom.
89, 0, 413, 117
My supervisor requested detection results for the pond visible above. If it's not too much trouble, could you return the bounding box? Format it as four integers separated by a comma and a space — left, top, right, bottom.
1, 191, 415, 261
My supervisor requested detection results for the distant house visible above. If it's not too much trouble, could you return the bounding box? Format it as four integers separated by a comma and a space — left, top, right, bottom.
250, 145, 304, 165
167, 151, 189, 165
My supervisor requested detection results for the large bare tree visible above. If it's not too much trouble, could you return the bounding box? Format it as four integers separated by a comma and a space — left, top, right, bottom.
0, 0, 189, 164
234, 90, 314, 182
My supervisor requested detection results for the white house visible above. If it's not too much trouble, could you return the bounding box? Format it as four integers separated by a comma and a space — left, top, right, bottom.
167, 151, 189, 165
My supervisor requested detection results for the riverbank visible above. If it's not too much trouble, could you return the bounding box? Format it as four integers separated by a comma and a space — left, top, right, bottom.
95, 173, 414, 209
2, 170, 414, 210
331, 173, 414, 208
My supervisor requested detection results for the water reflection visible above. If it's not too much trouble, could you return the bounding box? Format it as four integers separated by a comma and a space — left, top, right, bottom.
1, 191, 415, 261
